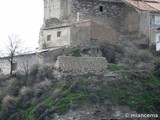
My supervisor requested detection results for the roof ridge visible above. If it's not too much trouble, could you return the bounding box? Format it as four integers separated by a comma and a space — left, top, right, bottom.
122, 0, 150, 11
142, 0, 160, 11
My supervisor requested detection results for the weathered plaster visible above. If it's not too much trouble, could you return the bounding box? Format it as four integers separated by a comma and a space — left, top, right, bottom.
0, 54, 37, 75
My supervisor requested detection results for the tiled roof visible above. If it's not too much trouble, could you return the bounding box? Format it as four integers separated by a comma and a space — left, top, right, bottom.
123, 0, 160, 11
144, 0, 158, 2
146, 2, 160, 11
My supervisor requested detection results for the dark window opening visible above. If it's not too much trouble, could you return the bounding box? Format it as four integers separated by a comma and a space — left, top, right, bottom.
12, 63, 17, 71
99, 6, 103, 12
47, 35, 51, 41
57, 31, 61, 37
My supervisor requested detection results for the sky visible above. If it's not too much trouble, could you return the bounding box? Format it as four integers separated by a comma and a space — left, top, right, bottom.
0, 0, 43, 51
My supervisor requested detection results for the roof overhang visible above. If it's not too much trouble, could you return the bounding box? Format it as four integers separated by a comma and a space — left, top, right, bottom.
123, 0, 160, 12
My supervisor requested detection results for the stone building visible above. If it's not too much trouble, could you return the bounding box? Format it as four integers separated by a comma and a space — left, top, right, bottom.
124, 0, 160, 50
0, 53, 37, 75
39, 0, 160, 50
2, 0, 160, 75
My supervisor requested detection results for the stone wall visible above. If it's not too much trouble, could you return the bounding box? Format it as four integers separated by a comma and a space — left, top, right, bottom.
70, 20, 91, 46
37, 48, 64, 66
56, 56, 107, 73
71, 0, 124, 32
0, 49, 108, 75
139, 11, 150, 37
70, 20, 119, 47
90, 21, 118, 43
44, 0, 61, 19
40, 0, 158, 50
123, 5, 140, 33
43, 0, 70, 20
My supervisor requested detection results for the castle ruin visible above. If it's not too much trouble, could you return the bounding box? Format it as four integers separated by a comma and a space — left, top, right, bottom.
1, 0, 160, 75
39, 0, 160, 50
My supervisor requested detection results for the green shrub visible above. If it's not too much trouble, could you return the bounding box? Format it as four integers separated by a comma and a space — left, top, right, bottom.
108, 64, 130, 71
153, 62, 160, 78
28, 65, 54, 85
64, 47, 81, 57
1, 96, 18, 120
130, 70, 150, 80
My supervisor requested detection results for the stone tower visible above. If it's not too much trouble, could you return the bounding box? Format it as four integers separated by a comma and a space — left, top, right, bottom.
39, 0, 72, 50
43, 0, 70, 20
38, 0, 122, 50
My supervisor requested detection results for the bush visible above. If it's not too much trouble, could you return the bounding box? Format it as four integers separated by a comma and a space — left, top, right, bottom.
2, 95, 17, 110
34, 104, 47, 118
124, 48, 154, 68
64, 47, 81, 57
100, 42, 124, 63
37, 66, 53, 80
153, 62, 160, 78
138, 51, 153, 63
52, 89, 61, 100
69, 81, 79, 92
18, 87, 34, 108
150, 44, 160, 56
28, 65, 54, 85
129, 70, 150, 80
108, 64, 130, 71
1, 96, 18, 120
29, 64, 40, 77
34, 80, 52, 91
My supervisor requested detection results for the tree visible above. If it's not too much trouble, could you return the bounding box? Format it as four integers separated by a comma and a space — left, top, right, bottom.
3, 34, 22, 75
19, 54, 33, 76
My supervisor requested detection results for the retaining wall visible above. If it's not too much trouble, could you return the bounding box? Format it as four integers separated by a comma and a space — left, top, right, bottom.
56, 56, 107, 73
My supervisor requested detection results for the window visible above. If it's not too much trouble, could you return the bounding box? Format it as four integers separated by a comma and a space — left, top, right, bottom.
158, 36, 160, 43
57, 31, 61, 37
99, 6, 103, 12
47, 35, 51, 41
12, 63, 17, 71
155, 16, 160, 25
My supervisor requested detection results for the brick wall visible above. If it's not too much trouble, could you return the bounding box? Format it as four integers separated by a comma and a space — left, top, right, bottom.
90, 21, 118, 42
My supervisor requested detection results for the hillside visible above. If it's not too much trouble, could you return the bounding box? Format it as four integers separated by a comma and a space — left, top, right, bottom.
0, 41, 160, 120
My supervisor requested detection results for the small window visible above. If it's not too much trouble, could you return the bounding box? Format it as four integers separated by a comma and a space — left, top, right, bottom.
57, 31, 61, 37
99, 6, 103, 12
47, 35, 51, 41
12, 63, 17, 71
155, 16, 160, 25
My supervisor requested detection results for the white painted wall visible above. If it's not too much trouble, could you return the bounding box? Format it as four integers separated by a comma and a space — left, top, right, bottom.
156, 33, 160, 51
0, 54, 37, 75
42, 27, 71, 48
0, 59, 10, 75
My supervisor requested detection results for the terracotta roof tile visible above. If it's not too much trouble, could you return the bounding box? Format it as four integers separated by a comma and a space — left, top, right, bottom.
123, 0, 160, 11
146, 2, 160, 11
